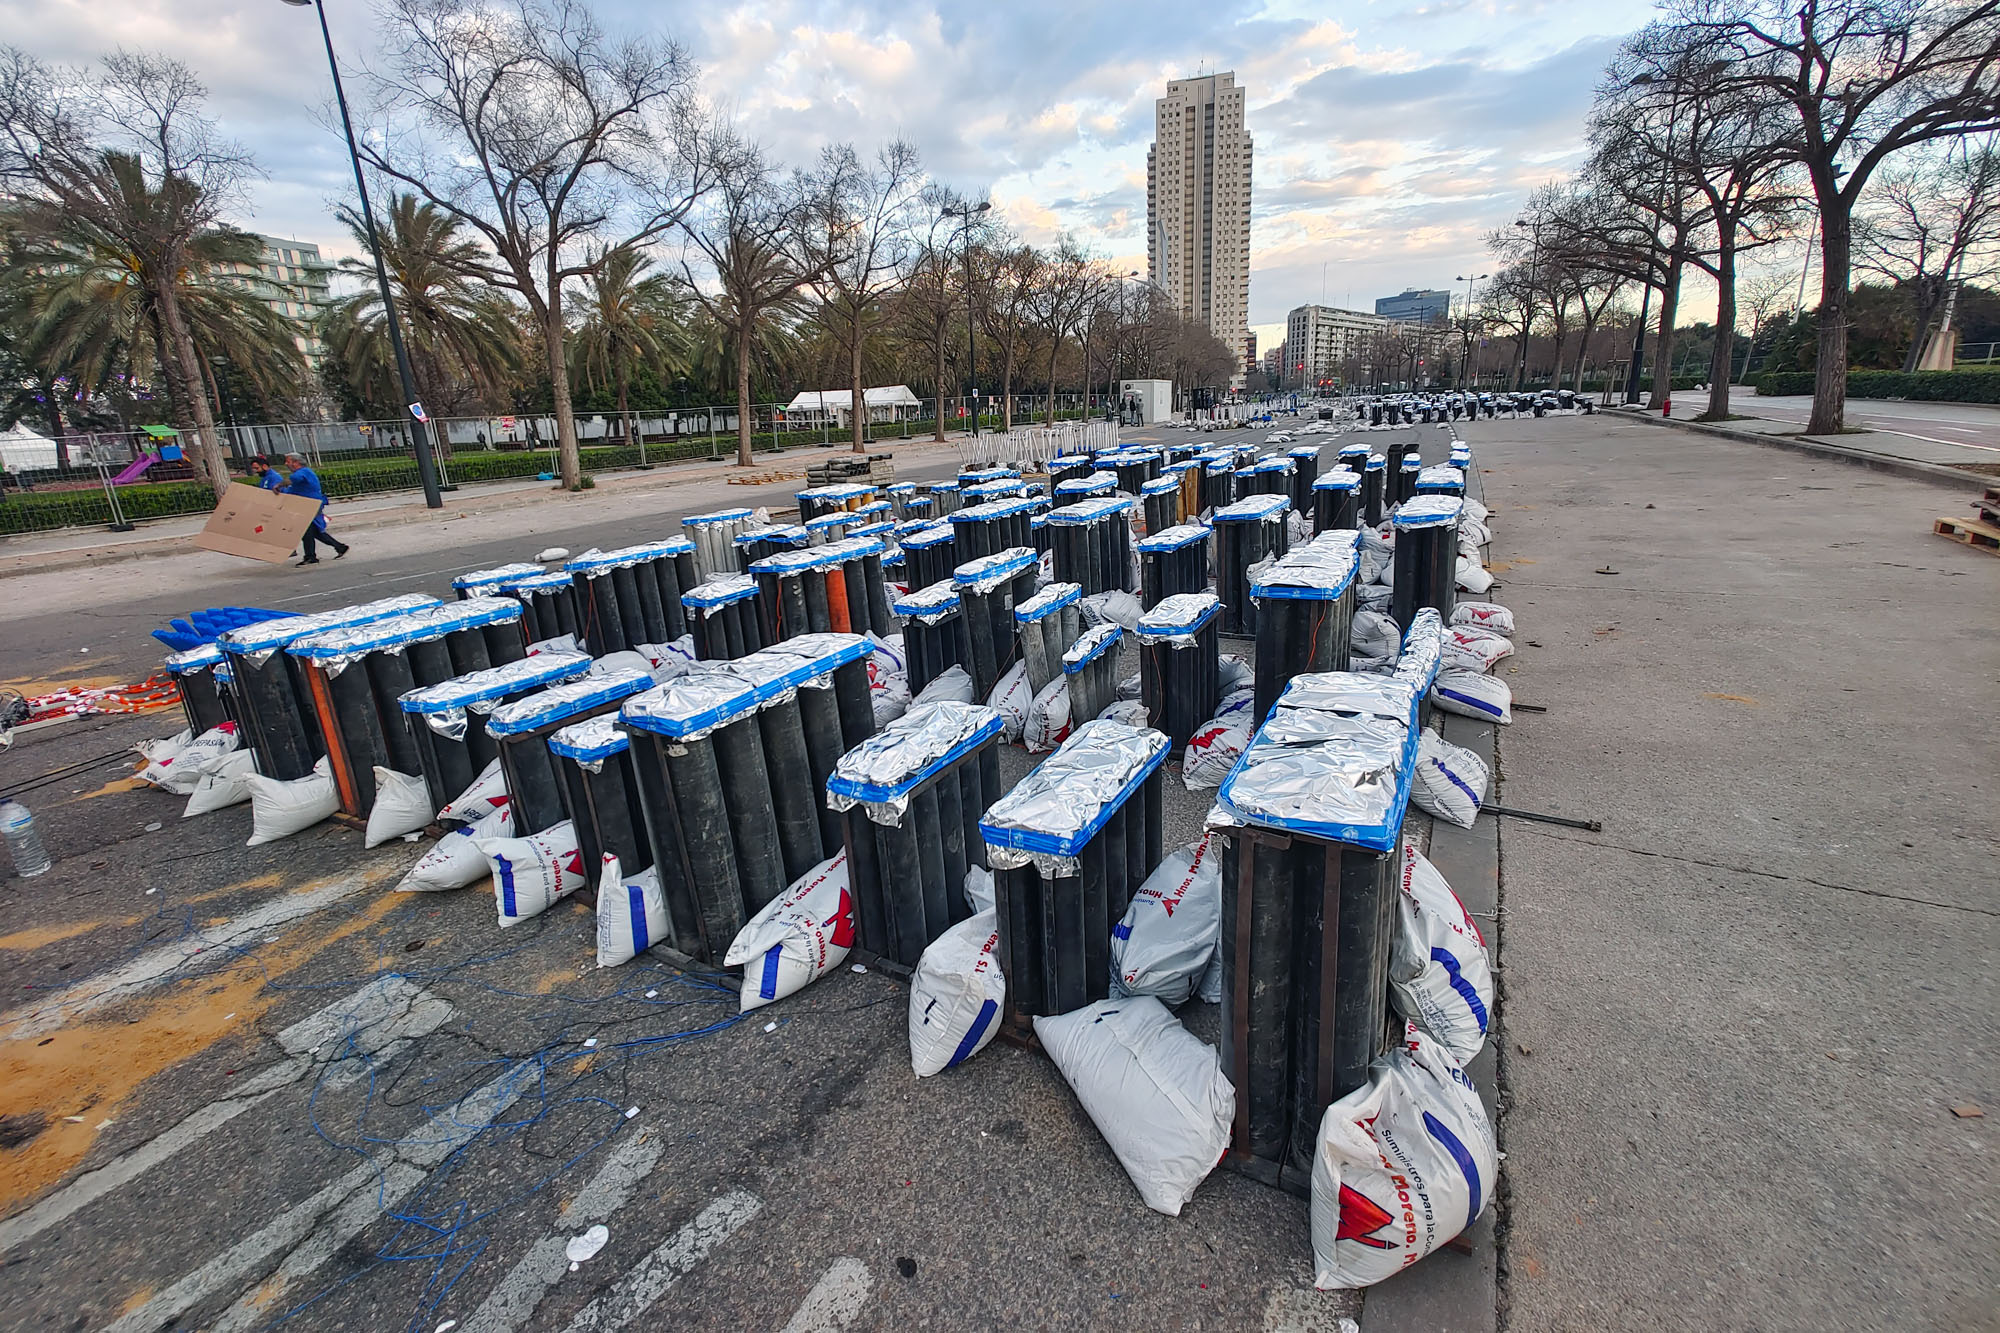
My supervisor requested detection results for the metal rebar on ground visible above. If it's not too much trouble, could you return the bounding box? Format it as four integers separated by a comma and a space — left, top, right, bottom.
826, 699, 1006, 966
397, 650, 594, 820
1212, 493, 1293, 637
980, 720, 1169, 1034
1135, 591, 1221, 749
1212, 670, 1421, 1185
1249, 533, 1360, 727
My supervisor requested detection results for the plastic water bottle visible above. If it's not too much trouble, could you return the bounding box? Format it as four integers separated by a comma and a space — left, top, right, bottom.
1, 799, 51, 878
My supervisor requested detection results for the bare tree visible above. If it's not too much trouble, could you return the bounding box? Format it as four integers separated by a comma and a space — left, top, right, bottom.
1856, 142, 2000, 369
799, 141, 923, 453
1672, 0, 2000, 430
677, 141, 815, 466
0, 49, 253, 496
358, 0, 713, 489
973, 242, 1042, 431
1029, 236, 1095, 424
896, 185, 984, 441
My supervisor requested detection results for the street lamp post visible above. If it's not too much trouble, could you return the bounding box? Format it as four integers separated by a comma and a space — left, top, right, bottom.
281, 0, 443, 509
944, 200, 992, 438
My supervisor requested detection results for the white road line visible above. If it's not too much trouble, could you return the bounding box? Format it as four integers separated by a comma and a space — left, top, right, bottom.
556, 1190, 763, 1333
0, 870, 382, 1043
457, 1133, 666, 1333
778, 1258, 875, 1333
0, 978, 452, 1257
102, 1059, 536, 1333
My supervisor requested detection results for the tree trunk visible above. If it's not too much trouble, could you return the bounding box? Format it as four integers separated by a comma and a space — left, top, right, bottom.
1001, 351, 1015, 431
1807, 199, 1851, 435
1705, 225, 1738, 420
849, 316, 866, 454
932, 332, 948, 442
617, 350, 635, 451
1046, 342, 1060, 425
1648, 259, 1683, 411
543, 288, 582, 489
155, 283, 230, 498
735, 324, 755, 468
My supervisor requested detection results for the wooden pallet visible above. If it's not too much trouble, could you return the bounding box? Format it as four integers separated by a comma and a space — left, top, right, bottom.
1933, 515, 2000, 554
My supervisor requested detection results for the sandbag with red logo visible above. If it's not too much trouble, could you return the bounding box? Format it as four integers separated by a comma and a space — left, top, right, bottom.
1310, 1025, 1498, 1289
481, 819, 588, 927
908, 909, 1006, 1076
595, 853, 671, 967
1110, 833, 1222, 1005
1390, 847, 1493, 1062
723, 851, 854, 1012
438, 758, 509, 825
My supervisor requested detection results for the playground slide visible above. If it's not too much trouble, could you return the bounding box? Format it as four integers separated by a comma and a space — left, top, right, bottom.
111, 453, 157, 485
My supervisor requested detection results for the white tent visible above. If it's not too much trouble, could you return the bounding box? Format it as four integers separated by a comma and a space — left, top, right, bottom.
782, 385, 923, 426
0, 422, 58, 472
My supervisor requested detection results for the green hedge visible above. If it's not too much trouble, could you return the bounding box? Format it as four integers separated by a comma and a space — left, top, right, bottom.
1756, 368, 2000, 402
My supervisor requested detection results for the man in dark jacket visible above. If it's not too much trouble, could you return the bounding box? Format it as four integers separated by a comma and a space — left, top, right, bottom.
282, 452, 350, 564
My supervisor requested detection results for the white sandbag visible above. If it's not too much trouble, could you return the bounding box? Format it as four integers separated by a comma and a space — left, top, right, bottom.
1357, 530, 1393, 583
1288, 510, 1313, 546
1216, 654, 1253, 696
1115, 671, 1142, 702
1081, 589, 1142, 632
483, 819, 588, 926
1182, 716, 1248, 791
1450, 602, 1514, 636
914, 663, 975, 706
364, 767, 434, 848
1457, 517, 1492, 549
1391, 850, 1493, 1062
1411, 729, 1489, 829
182, 749, 259, 818
986, 659, 1033, 743
866, 631, 906, 683
1310, 1026, 1497, 1288
1431, 670, 1512, 724
596, 854, 671, 967
142, 721, 241, 794
590, 649, 658, 679
1197, 953, 1223, 1003
1454, 555, 1494, 594
908, 909, 1006, 1076
1034, 997, 1235, 1216
1359, 583, 1395, 614
1214, 684, 1256, 725
723, 851, 854, 1011
399, 805, 512, 892
528, 632, 581, 656
872, 675, 912, 727
438, 759, 510, 824
137, 728, 193, 766
1099, 698, 1150, 727
1022, 675, 1073, 754
1440, 627, 1513, 675
963, 865, 994, 915
1110, 833, 1222, 1005
243, 757, 338, 846
1461, 497, 1489, 524
633, 635, 698, 682
1350, 609, 1401, 666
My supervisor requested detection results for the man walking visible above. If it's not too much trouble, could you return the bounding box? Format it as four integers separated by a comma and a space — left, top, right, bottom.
248, 455, 287, 491
281, 451, 349, 565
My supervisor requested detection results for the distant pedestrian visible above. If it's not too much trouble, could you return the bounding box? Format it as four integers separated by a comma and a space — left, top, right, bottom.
281, 451, 350, 565
248, 454, 287, 491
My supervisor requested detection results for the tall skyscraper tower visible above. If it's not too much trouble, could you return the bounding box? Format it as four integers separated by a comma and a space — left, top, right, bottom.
1147, 71, 1252, 387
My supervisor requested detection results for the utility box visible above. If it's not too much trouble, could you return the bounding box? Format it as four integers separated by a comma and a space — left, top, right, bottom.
1119, 379, 1175, 425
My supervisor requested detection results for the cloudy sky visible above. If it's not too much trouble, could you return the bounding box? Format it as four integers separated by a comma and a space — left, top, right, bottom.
6, 0, 1662, 350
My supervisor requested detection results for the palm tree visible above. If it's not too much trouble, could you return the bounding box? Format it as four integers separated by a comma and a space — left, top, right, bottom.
570, 246, 692, 448
318, 194, 521, 422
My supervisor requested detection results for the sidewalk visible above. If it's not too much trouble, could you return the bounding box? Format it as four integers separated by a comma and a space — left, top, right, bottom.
1616, 403, 1992, 489
0, 432, 968, 578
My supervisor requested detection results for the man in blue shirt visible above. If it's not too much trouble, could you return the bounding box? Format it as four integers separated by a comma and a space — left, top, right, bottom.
282, 451, 350, 565
248, 455, 287, 491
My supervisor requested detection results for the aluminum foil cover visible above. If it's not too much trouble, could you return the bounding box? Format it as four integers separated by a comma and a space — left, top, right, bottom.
501, 572, 574, 593
1135, 592, 1220, 645
1135, 523, 1209, 553
1314, 468, 1360, 491
218, 593, 440, 665
796, 483, 877, 502
1140, 477, 1180, 496
901, 522, 956, 550
164, 643, 224, 673
824, 700, 1004, 823
682, 507, 754, 526
1250, 541, 1358, 602
1416, 465, 1466, 489
1208, 671, 1420, 850
287, 597, 523, 674
980, 719, 1169, 875
485, 665, 654, 736
1392, 607, 1447, 689
1394, 496, 1463, 531
951, 496, 1042, 523
1047, 495, 1136, 526
398, 650, 592, 740
893, 581, 961, 624
1213, 493, 1291, 525
619, 664, 761, 742
1061, 622, 1122, 671
958, 467, 1018, 483
1055, 474, 1115, 495
735, 523, 809, 548
452, 561, 543, 590
953, 546, 1037, 594
1015, 581, 1082, 624
547, 713, 629, 771
682, 575, 760, 615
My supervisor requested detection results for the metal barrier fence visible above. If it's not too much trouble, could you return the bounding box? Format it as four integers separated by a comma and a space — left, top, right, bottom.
0, 394, 1114, 537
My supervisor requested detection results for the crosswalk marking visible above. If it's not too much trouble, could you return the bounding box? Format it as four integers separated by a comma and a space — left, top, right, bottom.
556, 1191, 763, 1333
0, 977, 451, 1257
778, 1258, 875, 1333
458, 1133, 667, 1333
101, 1059, 536, 1333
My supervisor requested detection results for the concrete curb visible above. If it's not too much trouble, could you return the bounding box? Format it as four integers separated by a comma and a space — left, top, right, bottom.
1622, 410, 1976, 489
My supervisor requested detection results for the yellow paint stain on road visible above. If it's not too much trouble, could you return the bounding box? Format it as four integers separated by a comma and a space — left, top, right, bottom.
72, 775, 149, 802
1704, 693, 1761, 706
0, 919, 121, 952
531, 967, 580, 994
0, 672, 122, 695
0, 870, 405, 1211
118, 1285, 156, 1318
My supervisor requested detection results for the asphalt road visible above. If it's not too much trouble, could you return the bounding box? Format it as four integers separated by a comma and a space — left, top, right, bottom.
1741, 394, 2000, 455
0, 410, 1387, 1333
